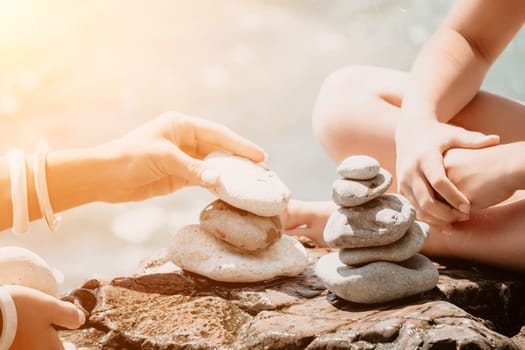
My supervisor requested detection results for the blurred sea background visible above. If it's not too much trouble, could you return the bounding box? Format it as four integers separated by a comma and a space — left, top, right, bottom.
0, 0, 524, 292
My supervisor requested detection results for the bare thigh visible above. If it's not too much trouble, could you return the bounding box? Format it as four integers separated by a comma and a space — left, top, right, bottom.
314, 66, 525, 186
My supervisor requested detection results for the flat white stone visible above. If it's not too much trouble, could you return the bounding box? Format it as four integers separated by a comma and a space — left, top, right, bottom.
337, 155, 380, 180
200, 199, 282, 252
169, 225, 308, 282
0, 246, 58, 296
339, 221, 429, 265
204, 152, 291, 216
324, 193, 416, 248
315, 253, 438, 304
332, 168, 392, 207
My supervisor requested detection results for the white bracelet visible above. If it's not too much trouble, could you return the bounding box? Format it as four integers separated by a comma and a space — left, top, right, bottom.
0, 286, 17, 350
34, 142, 61, 232
6, 149, 29, 235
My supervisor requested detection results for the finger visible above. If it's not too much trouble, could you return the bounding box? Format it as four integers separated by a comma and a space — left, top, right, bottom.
282, 200, 311, 229
285, 227, 327, 247
43, 328, 66, 350
400, 186, 445, 225
49, 299, 85, 329
191, 118, 267, 162
446, 129, 500, 150
420, 153, 470, 214
165, 147, 219, 187
410, 175, 457, 225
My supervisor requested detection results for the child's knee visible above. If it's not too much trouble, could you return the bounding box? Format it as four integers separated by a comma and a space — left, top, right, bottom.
313, 66, 374, 144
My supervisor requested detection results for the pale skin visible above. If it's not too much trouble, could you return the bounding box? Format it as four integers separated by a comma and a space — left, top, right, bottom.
0, 112, 266, 350
284, 0, 525, 270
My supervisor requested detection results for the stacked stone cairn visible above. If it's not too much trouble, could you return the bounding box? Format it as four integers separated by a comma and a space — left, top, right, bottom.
169, 152, 308, 283
315, 155, 439, 304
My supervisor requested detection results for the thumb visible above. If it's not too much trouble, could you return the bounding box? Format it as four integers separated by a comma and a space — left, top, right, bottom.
170, 147, 220, 187
449, 129, 500, 149
50, 299, 85, 329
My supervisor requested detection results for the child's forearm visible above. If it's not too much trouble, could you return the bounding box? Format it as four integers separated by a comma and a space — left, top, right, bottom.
402, 1, 524, 123
0, 147, 114, 231
401, 27, 490, 123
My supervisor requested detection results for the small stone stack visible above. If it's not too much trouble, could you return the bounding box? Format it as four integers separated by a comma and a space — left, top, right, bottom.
169, 152, 308, 283
315, 155, 439, 304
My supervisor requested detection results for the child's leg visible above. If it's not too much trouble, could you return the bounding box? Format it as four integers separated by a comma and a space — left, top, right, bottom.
312, 65, 525, 190
424, 199, 525, 270
311, 65, 525, 269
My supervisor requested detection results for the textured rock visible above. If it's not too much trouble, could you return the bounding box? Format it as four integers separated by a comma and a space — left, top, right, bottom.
0, 246, 58, 296
337, 155, 380, 180
315, 253, 439, 303
200, 199, 282, 252
331, 168, 392, 207
339, 220, 429, 265
169, 225, 308, 282
203, 152, 291, 216
59, 250, 525, 349
324, 193, 416, 248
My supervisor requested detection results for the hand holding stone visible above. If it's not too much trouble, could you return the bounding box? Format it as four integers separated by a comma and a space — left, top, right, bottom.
0, 247, 85, 350
95, 112, 266, 202
7, 285, 85, 350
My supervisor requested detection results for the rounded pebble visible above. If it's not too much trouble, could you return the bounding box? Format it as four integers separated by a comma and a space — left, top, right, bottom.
315, 253, 438, 304
200, 199, 282, 252
332, 168, 392, 207
337, 155, 380, 180
339, 221, 429, 265
324, 193, 416, 249
0, 246, 58, 296
204, 152, 291, 217
169, 225, 308, 283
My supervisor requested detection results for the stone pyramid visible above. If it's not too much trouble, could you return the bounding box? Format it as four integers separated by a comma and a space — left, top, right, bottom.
316, 155, 439, 303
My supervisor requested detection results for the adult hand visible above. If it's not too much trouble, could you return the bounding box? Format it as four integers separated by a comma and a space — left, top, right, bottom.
444, 144, 518, 210
395, 119, 499, 224
98, 112, 267, 202
282, 199, 336, 247
7, 285, 85, 350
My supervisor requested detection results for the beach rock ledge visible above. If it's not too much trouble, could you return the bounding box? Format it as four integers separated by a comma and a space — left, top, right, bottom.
60, 248, 525, 349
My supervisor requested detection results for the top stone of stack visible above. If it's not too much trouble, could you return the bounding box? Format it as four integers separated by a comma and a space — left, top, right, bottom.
332, 155, 392, 207
204, 152, 291, 217
337, 155, 380, 180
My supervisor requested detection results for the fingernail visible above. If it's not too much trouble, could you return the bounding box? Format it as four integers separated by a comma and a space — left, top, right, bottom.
458, 204, 470, 214
78, 309, 86, 325
201, 169, 219, 184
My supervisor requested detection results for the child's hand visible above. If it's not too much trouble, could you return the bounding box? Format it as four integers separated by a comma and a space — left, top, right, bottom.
282, 200, 336, 247
444, 144, 519, 210
96, 112, 267, 202
7, 285, 85, 350
395, 119, 499, 224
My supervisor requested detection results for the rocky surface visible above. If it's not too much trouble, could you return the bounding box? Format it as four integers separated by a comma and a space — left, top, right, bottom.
59, 248, 525, 349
